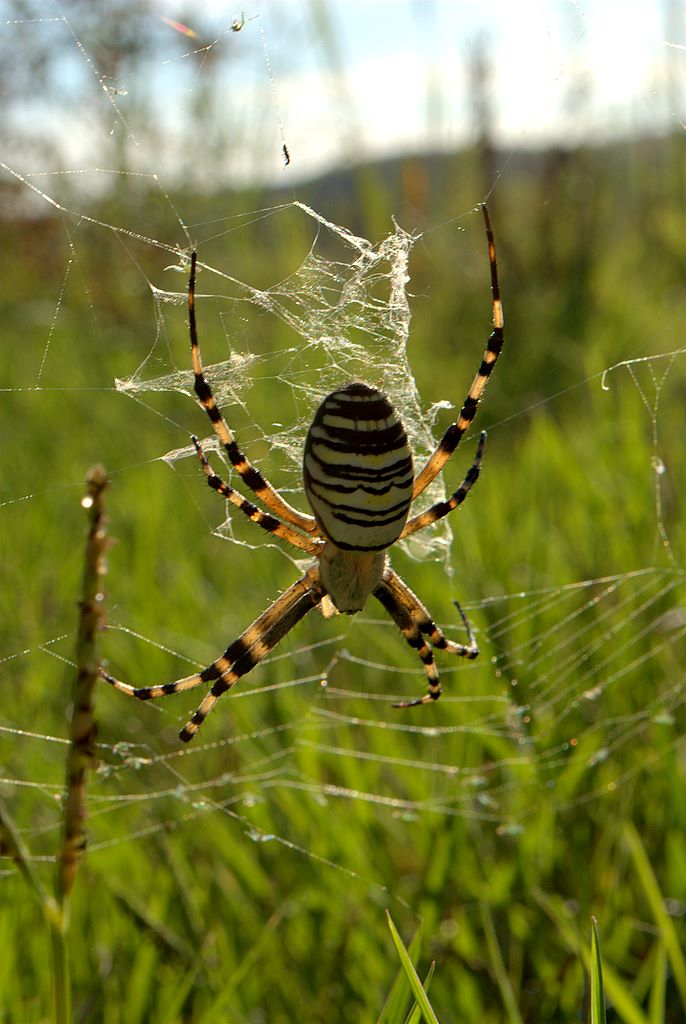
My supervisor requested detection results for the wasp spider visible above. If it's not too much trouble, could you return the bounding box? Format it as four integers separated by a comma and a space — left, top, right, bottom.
102, 204, 504, 742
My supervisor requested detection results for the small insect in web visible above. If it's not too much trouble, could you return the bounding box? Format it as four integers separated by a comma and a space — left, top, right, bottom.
101, 204, 505, 742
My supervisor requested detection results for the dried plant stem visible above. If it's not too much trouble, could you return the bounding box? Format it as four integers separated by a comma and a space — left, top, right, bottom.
56, 463, 109, 902
51, 464, 109, 1024
1, 465, 109, 1024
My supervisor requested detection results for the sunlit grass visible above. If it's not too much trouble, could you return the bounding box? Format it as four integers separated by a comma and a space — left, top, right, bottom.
2, 134, 686, 1019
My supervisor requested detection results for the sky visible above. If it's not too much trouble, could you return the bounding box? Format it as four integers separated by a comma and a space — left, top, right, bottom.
3, 0, 685, 187
147, 0, 686, 181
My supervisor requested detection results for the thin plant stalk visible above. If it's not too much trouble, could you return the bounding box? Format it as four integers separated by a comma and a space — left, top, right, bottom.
56, 463, 109, 902
0, 465, 108, 1024
52, 463, 109, 1022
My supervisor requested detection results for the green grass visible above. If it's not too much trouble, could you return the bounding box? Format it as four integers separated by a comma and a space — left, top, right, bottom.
1, 134, 686, 1021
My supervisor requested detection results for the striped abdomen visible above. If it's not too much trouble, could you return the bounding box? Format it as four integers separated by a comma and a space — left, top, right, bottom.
303, 383, 414, 551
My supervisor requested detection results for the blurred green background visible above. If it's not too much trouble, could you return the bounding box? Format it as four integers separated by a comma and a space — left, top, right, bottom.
2, 2, 686, 1021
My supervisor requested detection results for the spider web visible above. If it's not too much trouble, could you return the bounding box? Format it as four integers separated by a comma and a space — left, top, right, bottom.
117, 200, 455, 564
1, 4, 686, 1007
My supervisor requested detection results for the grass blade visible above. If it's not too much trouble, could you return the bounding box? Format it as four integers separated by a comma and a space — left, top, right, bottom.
378, 922, 424, 1024
648, 940, 667, 1024
386, 911, 440, 1024
533, 888, 648, 1024
590, 917, 606, 1024
480, 901, 524, 1024
405, 961, 436, 1024
0, 796, 60, 926
624, 821, 686, 1011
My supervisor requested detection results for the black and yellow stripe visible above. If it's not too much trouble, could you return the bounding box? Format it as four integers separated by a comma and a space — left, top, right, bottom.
303, 382, 413, 551
412, 203, 504, 499
192, 436, 323, 555
374, 568, 478, 707
188, 253, 317, 535
100, 568, 325, 742
179, 568, 324, 741
401, 431, 486, 538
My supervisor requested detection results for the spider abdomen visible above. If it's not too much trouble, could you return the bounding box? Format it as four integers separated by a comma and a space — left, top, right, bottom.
303, 382, 413, 551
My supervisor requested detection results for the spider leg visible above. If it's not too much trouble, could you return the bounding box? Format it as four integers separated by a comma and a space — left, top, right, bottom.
100, 567, 325, 742
374, 569, 478, 707
401, 431, 486, 539
188, 253, 318, 534
384, 569, 479, 659
192, 435, 323, 555
374, 579, 442, 704
412, 204, 504, 500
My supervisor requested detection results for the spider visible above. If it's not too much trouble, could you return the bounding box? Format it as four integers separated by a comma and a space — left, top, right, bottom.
101, 203, 504, 743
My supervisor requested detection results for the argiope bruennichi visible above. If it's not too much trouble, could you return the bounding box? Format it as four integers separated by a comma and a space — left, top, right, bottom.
102, 204, 505, 742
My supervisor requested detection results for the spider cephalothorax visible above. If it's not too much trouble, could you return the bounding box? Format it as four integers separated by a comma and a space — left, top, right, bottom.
102, 204, 504, 742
